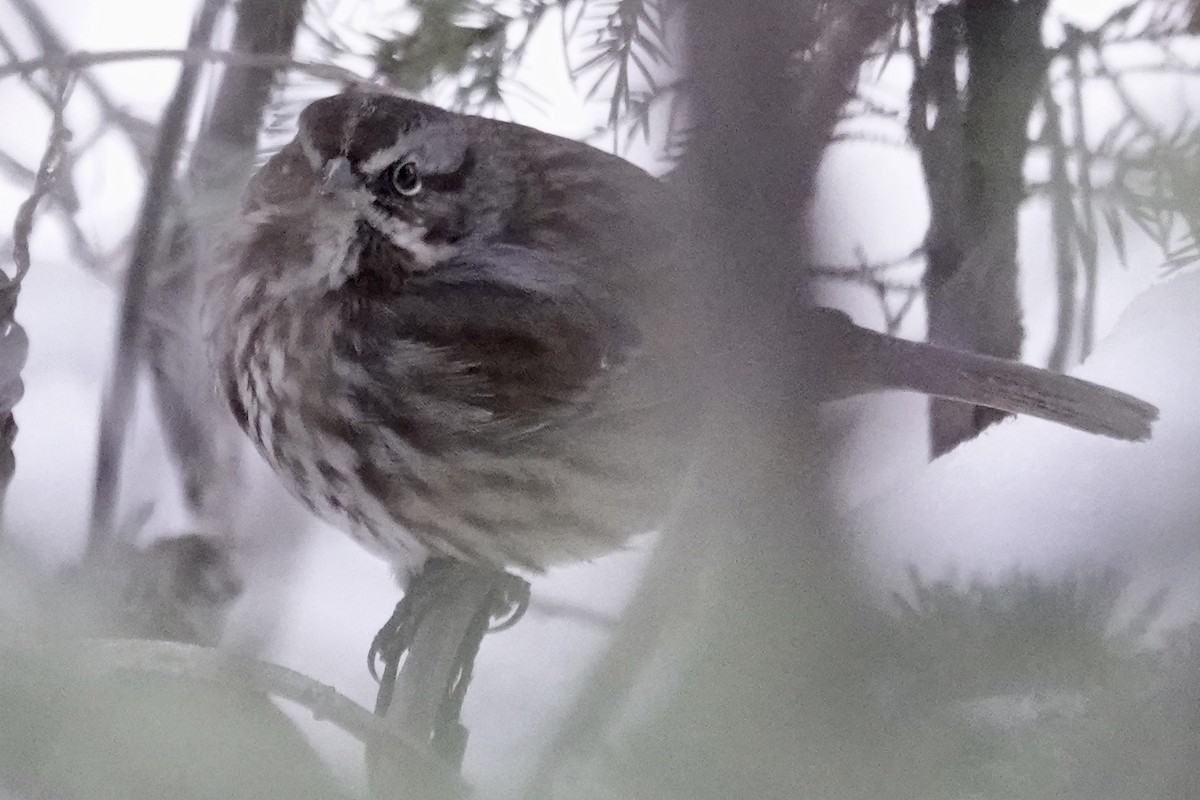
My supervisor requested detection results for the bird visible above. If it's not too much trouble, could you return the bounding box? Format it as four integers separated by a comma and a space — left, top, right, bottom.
207, 89, 711, 574
204, 88, 1157, 715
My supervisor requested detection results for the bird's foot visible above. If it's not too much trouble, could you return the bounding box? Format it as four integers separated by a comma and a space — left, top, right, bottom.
488, 571, 531, 632
367, 558, 455, 686
367, 558, 530, 718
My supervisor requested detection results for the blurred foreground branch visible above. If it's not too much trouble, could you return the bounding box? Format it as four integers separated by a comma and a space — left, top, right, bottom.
86, 0, 227, 558
81, 638, 444, 769
146, 0, 305, 536
533, 2, 900, 797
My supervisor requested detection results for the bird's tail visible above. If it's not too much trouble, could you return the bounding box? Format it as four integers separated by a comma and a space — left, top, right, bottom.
844, 325, 1158, 442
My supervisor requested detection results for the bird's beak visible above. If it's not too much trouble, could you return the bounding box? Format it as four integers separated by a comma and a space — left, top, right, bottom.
321, 157, 360, 195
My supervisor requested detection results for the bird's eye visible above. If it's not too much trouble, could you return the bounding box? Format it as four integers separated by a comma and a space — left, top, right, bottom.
386, 161, 421, 197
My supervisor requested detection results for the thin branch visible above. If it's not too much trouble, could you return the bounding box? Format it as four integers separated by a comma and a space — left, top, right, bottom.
0, 147, 75, 210
9, 72, 72, 284
813, 244, 925, 334
905, 0, 927, 147
0, 144, 103, 272
527, 596, 619, 628
87, 2, 226, 558
878, 283, 920, 335
0, 47, 371, 87
808, 244, 926, 280
1049, 59, 1200, 83
1069, 41, 1100, 359
1, 72, 70, 527
828, 129, 912, 149
809, 269, 922, 293
1058, 0, 1195, 49
7, 0, 152, 159
0, 23, 56, 107
1089, 44, 1160, 136
10, 75, 73, 284
1043, 87, 1078, 372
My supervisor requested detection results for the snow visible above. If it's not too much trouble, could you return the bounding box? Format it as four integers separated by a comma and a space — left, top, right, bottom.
849, 267, 1200, 622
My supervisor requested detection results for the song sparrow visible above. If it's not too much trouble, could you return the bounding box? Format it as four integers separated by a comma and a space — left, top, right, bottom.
206, 89, 1157, 575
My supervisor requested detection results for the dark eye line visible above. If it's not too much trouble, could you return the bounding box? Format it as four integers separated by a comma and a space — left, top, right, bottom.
413, 147, 475, 194
366, 147, 475, 196
420, 172, 463, 192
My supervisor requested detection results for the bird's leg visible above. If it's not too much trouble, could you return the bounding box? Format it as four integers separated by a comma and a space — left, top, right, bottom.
368, 556, 530, 764
368, 557, 457, 702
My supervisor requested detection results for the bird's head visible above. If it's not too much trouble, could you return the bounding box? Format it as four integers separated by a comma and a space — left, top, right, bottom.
237, 90, 514, 294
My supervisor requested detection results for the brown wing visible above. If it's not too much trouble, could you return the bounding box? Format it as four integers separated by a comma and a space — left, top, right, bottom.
335, 243, 641, 444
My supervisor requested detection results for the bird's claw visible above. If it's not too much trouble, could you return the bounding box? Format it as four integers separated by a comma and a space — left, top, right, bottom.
368, 560, 530, 716
488, 572, 530, 633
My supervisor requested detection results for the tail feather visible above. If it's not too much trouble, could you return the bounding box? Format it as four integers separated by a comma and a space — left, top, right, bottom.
852, 330, 1158, 442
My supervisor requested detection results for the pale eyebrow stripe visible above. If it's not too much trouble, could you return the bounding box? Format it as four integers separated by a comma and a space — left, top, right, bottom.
360, 139, 411, 176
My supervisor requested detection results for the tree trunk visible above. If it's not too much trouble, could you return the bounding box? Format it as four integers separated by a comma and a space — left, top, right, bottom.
921, 0, 1051, 455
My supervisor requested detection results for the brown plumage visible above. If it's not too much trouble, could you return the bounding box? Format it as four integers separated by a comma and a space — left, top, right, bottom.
207, 90, 695, 571
207, 89, 1157, 574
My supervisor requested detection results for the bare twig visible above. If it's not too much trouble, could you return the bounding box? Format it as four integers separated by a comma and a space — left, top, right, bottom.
0, 24, 56, 107
6, 0, 161, 168
1043, 86, 1079, 372
808, 246, 925, 333
526, 596, 619, 628
905, 0, 927, 147
1069, 40, 1101, 359
1055, 0, 1194, 49
2, 72, 71, 526
87, 1, 226, 558
0, 148, 76, 211
809, 268, 922, 293
10, 75, 73, 284
828, 129, 912, 149
0, 144, 105, 271
880, 283, 921, 335
10, 0, 134, 117
0, 47, 371, 87
1089, 45, 1160, 136
808, 245, 926, 278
